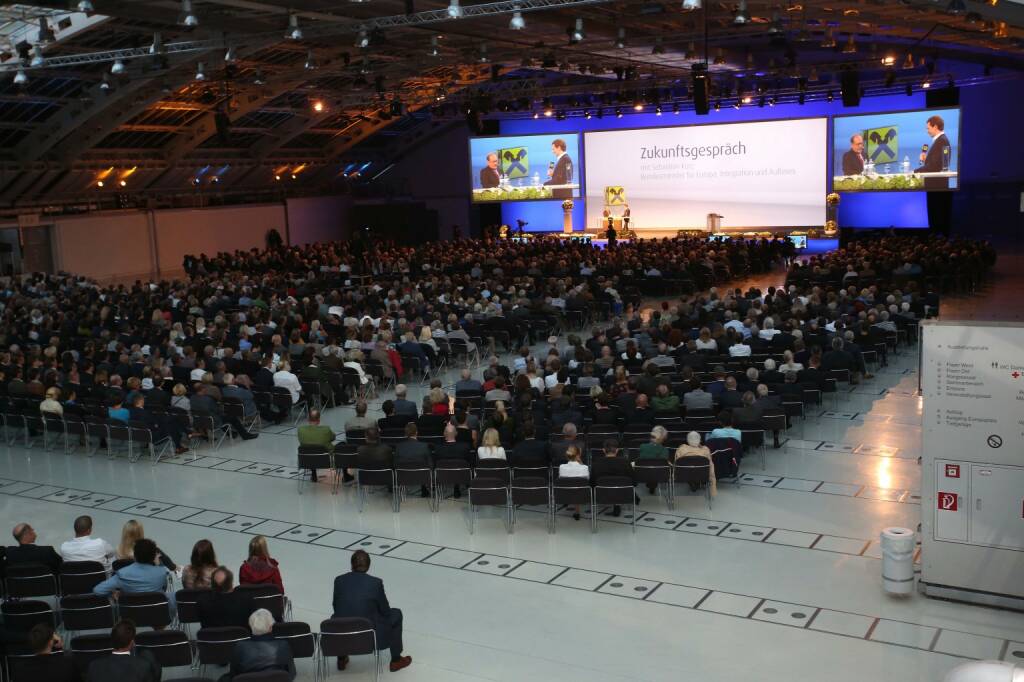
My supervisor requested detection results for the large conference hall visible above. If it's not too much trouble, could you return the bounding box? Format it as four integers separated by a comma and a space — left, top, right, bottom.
0, 1, 1022, 681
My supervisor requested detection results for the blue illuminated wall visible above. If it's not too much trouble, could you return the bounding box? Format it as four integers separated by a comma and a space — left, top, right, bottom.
493, 76, 1015, 231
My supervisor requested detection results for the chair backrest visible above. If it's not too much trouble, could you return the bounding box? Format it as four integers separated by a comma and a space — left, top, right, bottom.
272, 621, 316, 659
318, 617, 377, 657
60, 560, 107, 595
117, 591, 171, 628
175, 588, 208, 624
674, 455, 711, 483
59, 594, 114, 631
235, 584, 285, 621
134, 629, 194, 667
234, 671, 293, 682
510, 477, 549, 505
4, 562, 58, 599
1, 599, 54, 631
69, 634, 113, 674
196, 626, 251, 665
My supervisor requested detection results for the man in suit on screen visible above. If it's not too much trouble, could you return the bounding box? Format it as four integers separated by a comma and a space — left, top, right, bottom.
544, 138, 574, 199
841, 134, 865, 175
479, 152, 501, 188
915, 115, 951, 189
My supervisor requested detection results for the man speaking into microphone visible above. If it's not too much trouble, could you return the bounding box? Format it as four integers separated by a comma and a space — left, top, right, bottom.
914, 115, 950, 189
544, 138, 574, 199
841, 134, 865, 176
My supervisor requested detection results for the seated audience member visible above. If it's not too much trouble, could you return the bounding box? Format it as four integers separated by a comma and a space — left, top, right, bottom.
332, 550, 412, 672
171, 383, 191, 411
116, 519, 175, 571
190, 383, 258, 441
454, 369, 483, 395
61, 515, 116, 571
127, 393, 190, 455
273, 361, 303, 404
637, 426, 670, 464
484, 376, 512, 403
297, 409, 336, 483
732, 391, 763, 425
40, 387, 64, 416
395, 422, 432, 497
511, 422, 548, 464
674, 431, 717, 495
682, 379, 713, 410
182, 539, 218, 590
708, 411, 742, 443
15, 624, 76, 682
239, 535, 285, 593
378, 400, 414, 431
558, 445, 590, 521
94, 539, 174, 615
85, 620, 161, 682
548, 422, 582, 465
8, 522, 62, 573
226, 608, 296, 681
476, 427, 507, 461
651, 383, 680, 413
356, 426, 394, 470
718, 376, 743, 409
392, 384, 418, 417
590, 439, 636, 517
197, 567, 257, 629
344, 400, 374, 433
434, 424, 472, 498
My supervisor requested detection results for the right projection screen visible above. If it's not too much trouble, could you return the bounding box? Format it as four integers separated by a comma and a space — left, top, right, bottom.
583, 117, 826, 231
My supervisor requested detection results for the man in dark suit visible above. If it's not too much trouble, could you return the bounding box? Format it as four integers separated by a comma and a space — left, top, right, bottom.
7, 523, 62, 573
356, 427, 394, 470
590, 440, 635, 517
13, 624, 77, 682
395, 423, 431, 497
226, 608, 295, 680
434, 424, 472, 463
196, 567, 256, 629
718, 377, 744, 409
479, 152, 501, 189
544, 138, 574, 199
143, 384, 170, 411
915, 114, 951, 189
85, 620, 160, 682
127, 394, 190, 455
332, 550, 411, 672
841, 134, 865, 175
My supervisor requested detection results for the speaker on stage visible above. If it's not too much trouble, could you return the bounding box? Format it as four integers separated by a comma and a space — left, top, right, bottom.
692, 63, 709, 115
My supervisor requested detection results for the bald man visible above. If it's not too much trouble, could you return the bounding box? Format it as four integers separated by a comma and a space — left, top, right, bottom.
8, 523, 63, 574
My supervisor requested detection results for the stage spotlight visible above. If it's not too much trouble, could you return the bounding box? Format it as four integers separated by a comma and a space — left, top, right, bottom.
733, 0, 748, 25
902, 53, 914, 69
827, 91, 834, 102
195, 62, 206, 81
713, 48, 725, 65
96, 180, 104, 188
119, 179, 127, 187
111, 59, 125, 75
713, 100, 720, 111
77, 0, 95, 12
429, 35, 440, 57
905, 83, 913, 96
570, 18, 585, 43
633, 102, 643, 111
769, 96, 776, 106
672, 103, 680, 114
509, 8, 525, 30
447, 0, 463, 18
179, 0, 199, 27
741, 95, 751, 104
615, 107, 623, 118
881, 55, 896, 66
312, 99, 324, 112
30, 46, 44, 68
655, 105, 662, 115
542, 98, 553, 116
532, 112, 539, 119
682, 0, 701, 9
584, 110, 592, 119
356, 30, 369, 48
286, 13, 303, 40
615, 27, 625, 49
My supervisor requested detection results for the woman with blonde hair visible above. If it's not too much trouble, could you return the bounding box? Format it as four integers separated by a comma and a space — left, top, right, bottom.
40, 386, 63, 416
239, 535, 284, 592
116, 519, 176, 570
171, 383, 190, 411
476, 427, 506, 460
674, 431, 717, 496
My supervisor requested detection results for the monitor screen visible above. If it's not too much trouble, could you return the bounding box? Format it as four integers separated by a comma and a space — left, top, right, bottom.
468, 133, 581, 203
583, 118, 827, 230
832, 107, 961, 191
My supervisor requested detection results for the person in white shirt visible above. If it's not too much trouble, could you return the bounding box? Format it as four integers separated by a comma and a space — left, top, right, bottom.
758, 318, 781, 340
557, 446, 589, 521
728, 341, 751, 357
476, 428, 506, 461
273, 361, 302, 404
61, 515, 116, 572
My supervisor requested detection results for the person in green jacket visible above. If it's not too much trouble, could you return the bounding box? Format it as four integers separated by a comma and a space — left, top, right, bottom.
636, 425, 670, 494
651, 383, 680, 413
298, 409, 335, 483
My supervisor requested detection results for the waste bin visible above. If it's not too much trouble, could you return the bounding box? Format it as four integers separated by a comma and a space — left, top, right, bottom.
880, 527, 916, 596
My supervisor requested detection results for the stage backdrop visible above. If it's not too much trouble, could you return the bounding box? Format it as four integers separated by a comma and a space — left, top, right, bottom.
583, 118, 827, 231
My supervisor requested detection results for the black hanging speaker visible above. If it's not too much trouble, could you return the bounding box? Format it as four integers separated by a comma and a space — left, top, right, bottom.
214, 110, 231, 145
840, 69, 861, 107
692, 63, 709, 115
926, 86, 959, 107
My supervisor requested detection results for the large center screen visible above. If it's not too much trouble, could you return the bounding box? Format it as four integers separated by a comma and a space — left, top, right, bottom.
583, 118, 826, 231
468, 133, 581, 203
832, 107, 961, 191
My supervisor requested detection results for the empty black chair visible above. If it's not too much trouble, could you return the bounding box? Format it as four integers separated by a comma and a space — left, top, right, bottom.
736, 424, 767, 470
673, 455, 713, 509
552, 478, 594, 533
175, 588, 206, 635
134, 628, 194, 668
511, 459, 549, 482
1, 599, 55, 631
4, 562, 57, 599
593, 476, 637, 533
474, 459, 510, 483
432, 458, 471, 509
117, 591, 171, 629
468, 475, 509, 534
633, 460, 674, 509
272, 621, 316, 661
196, 626, 250, 674
59, 560, 107, 596
59, 593, 114, 634
394, 466, 434, 512
509, 476, 551, 533
68, 634, 113, 677
356, 466, 395, 513
297, 445, 334, 495
318, 617, 380, 681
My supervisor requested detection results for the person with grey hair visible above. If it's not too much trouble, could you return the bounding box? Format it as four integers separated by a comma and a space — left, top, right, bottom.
674, 431, 717, 496
225, 608, 296, 680
454, 368, 482, 394
392, 384, 418, 418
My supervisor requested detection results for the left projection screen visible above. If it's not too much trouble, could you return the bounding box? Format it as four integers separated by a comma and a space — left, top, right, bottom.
583, 117, 827, 230
468, 133, 581, 203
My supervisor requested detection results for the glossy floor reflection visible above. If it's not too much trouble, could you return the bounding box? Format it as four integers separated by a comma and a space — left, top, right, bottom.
2, 333, 1023, 681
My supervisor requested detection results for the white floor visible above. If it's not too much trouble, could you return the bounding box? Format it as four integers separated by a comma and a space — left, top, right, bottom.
3, 339, 1024, 681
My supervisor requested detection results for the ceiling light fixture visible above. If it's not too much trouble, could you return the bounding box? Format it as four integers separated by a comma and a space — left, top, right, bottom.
428, 35, 440, 57
224, 45, 236, 62
77, 0, 95, 12
509, 7, 525, 30
151, 32, 166, 55
682, 0, 702, 9
881, 55, 895, 66
286, 13, 303, 40
195, 62, 206, 81
304, 50, 317, 70
111, 59, 126, 74
615, 27, 625, 49
820, 26, 835, 48
570, 18, 585, 43
13, 68, 28, 86
447, 0, 463, 19
356, 30, 369, 48
29, 46, 44, 68
733, 0, 749, 25
179, 0, 199, 27
842, 33, 857, 54
479, 43, 489, 63
713, 47, 725, 65
902, 53, 914, 69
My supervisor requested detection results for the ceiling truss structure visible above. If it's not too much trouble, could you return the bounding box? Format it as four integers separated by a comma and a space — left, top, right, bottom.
0, 0, 1018, 211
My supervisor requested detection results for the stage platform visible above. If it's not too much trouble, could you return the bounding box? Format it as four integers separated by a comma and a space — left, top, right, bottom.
509, 229, 839, 254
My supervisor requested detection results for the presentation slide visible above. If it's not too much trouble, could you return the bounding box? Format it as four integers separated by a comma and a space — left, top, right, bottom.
583, 118, 826, 231
833, 107, 960, 191
468, 133, 580, 203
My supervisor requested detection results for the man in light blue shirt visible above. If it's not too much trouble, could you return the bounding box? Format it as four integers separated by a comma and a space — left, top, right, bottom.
94, 538, 174, 615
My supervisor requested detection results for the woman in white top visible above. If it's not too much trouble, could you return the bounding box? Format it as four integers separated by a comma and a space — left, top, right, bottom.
779, 350, 803, 373
273, 361, 302, 404
476, 428, 507, 461
558, 446, 589, 520
758, 318, 781, 340
695, 327, 717, 351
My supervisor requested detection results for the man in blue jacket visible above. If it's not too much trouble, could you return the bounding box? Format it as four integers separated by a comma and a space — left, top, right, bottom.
332, 550, 412, 672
